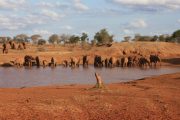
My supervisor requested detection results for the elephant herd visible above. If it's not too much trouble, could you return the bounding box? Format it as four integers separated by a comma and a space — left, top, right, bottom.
93, 54, 161, 68
9, 55, 57, 68
2, 41, 26, 54
9, 54, 161, 68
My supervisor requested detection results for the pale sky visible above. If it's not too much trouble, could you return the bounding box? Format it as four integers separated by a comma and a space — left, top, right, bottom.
0, 0, 180, 41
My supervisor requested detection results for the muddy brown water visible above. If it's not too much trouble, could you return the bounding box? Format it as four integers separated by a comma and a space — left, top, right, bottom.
0, 66, 180, 88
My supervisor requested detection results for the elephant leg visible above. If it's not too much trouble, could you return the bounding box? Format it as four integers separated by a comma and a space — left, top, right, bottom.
30, 62, 32, 67
159, 61, 161, 66
155, 62, 157, 67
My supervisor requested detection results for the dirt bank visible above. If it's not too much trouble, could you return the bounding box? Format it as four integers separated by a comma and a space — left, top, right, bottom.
0, 73, 179, 120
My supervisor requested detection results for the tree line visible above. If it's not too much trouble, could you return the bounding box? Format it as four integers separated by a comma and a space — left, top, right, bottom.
0, 29, 180, 45
124, 29, 180, 43
0, 29, 114, 46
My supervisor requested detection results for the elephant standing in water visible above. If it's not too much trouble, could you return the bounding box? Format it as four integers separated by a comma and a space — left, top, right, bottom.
83, 55, 89, 67
150, 55, 161, 66
49, 57, 57, 67
127, 56, 133, 67
132, 56, 139, 66
121, 57, 128, 67
35, 56, 40, 67
138, 57, 150, 67
94, 55, 104, 67
70, 57, 80, 68
104, 58, 109, 67
62, 60, 69, 67
108, 57, 117, 68
24, 55, 36, 67
42, 60, 48, 67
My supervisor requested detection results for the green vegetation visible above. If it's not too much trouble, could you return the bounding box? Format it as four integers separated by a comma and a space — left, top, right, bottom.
48, 34, 60, 44
38, 39, 46, 45
0, 29, 179, 44
131, 29, 180, 43
94, 29, 114, 44
31, 34, 41, 44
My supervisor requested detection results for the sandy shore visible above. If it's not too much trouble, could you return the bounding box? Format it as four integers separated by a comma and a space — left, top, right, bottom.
0, 72, 179, 120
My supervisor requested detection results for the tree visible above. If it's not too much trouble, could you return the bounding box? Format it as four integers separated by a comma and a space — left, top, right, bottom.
0, 37, 8, 43
48, 34, 60, 44
59, 34, 71, 45
159, 35, 165, 42
38, 39, 46, 45
31, 34, 41, 44
172, 29, 180, 38
15, 34, 29, 43
172, 30, 180, 43
80, 32, 89, 47
69, 35, 80, 44
91, 39, 96, 46
81, 33, 88, 43
151, 35, 158, 41
134, 33, 141, 41
94, 29, 114, 44
123, 36, 131, 42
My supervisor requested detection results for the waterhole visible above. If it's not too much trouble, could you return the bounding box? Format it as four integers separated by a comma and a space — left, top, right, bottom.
0, 66, 179, 88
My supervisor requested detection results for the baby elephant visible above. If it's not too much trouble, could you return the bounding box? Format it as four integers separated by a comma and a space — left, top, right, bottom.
62, 60, 69, 67
70, 57, 80, 68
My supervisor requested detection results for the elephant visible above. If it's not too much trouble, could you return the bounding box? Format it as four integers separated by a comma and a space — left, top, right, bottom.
22, 42, 26, 49
2, 43, 8, 54
127, 56, 133, 67
49, 57, 57, 67
123, 50, 127, 55
121, 57, 128, 67
132, 56, 139, 66
104, 58, 109, 67
83, 55, 89, 67
17, 43, 24, 50
150, 55, 161, 66
9, 41, 16, 49
108, 57, 117, 67
11, 43, 16, 49
94, 55, 104, 67
62, 60, 69, 67
42, 60, 48, 67
116, 58, 121, 67
70, 57, 80, 68
138, 57, 150, 67
35, 56, 40, 67
9, 41, 13, 47
10, 58, 24, 68
24, 55, 36, 67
